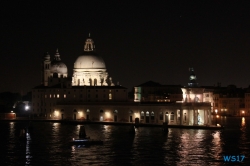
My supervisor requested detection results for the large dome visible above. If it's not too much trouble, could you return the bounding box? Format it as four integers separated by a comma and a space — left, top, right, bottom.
74, 55, 106, 69
50, 61, 68, 74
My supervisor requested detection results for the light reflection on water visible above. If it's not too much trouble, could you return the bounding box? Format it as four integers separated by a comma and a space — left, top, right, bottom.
242, 117, 245, 127
1, 117, 250, 165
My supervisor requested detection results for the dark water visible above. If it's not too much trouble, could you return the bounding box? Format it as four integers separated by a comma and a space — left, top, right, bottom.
1, 117, 249, 166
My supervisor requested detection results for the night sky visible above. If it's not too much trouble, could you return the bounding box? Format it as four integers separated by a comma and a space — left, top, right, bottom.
1, 1, 250, 94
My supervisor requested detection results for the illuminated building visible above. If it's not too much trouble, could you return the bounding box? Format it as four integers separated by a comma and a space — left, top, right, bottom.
32, 35, 212, 126
211, 85, 245, 116
134, 81, 183, 102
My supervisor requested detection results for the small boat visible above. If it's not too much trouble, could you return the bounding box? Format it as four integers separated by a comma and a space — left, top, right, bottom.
71, 125, 103, 145
71, 138, 103, 145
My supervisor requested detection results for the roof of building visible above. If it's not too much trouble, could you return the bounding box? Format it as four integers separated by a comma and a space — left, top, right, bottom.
136, 81, 162, 87
136, 81, 183, 87
33, 84, 127, 90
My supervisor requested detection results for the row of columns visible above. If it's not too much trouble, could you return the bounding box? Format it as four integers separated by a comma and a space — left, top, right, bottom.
180, 109, 211, 125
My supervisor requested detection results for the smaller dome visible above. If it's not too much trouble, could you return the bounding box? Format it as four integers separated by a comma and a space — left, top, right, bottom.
50, 61, 67, 74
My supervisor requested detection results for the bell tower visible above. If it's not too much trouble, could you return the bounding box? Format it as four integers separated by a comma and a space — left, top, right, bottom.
188, 68, 199, 87
42, 52, 51, 86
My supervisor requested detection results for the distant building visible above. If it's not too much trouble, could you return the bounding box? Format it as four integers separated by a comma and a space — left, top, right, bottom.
211, 85, 245, 116
134, 81, 182, 102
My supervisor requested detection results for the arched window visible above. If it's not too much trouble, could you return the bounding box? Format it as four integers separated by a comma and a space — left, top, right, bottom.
151, 111, 154, 120
146, 111, 149, 116
195, 97, 199, 102
141, 111, 144, 119
170, 112, 174, 120
86, 109, 90, 113
114, 110, 118, 113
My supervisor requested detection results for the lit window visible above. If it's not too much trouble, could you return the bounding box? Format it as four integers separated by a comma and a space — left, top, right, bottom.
50, 94, 51, 98
86, 109, 90, 112
45, 95, 47, 98
53, 94, 55, 98
109, 93, 112, 100
57, 94, 59, 98
64, 94, 66, 98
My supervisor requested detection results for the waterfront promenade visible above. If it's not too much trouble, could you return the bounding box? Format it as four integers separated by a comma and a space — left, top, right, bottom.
0, 117, 224, 130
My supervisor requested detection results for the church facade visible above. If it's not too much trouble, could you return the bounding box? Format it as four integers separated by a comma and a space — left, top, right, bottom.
32, 35, 212, 126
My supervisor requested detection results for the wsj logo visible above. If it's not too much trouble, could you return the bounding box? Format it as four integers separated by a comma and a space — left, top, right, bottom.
223, 155, 245, 162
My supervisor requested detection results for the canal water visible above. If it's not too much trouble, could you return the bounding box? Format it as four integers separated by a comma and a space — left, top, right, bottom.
1, 117, 249, 166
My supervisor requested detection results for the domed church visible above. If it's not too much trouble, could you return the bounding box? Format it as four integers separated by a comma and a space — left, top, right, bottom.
33, 35, 211, 127
72, 34, 113, 86
42, 34, 114, 87
42, 49, 68, 86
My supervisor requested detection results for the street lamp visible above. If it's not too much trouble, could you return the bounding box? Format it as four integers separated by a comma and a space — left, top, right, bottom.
25, 105, 29, 111
216, 115, 219, 126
